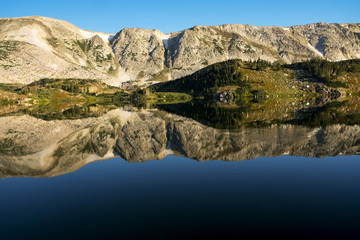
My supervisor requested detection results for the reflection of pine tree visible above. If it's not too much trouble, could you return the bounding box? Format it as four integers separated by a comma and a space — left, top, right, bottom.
158, 100, 251, 129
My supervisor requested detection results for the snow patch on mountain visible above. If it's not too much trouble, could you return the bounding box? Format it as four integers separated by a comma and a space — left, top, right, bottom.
307, 43, 324, 57
155, 33, 171, 49
79, 29, 114, 42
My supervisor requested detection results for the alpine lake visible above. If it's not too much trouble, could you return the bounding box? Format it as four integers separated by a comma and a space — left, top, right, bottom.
1, 88, 360, 240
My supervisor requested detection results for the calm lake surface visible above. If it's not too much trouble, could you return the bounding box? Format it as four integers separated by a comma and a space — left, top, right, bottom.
1, 99, 360, 239
1, 155, 360, 239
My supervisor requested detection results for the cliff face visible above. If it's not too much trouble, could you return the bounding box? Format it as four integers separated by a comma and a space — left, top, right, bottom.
0, 16, 129, 86
111, 22, 360, 81
111, 28, 169, 80
1, 16, 359, 86
1, 109, 360, 178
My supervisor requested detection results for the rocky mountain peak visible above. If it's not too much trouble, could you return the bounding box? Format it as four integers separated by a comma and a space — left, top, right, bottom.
0, 16, 359, 86
110, 22, 360, 83
0, 16, 129, 86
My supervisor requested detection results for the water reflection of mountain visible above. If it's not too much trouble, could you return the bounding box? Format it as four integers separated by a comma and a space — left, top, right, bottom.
1, 102, 360, 178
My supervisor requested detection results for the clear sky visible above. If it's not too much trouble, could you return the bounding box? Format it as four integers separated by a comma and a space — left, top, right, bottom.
1, 0, 359, 34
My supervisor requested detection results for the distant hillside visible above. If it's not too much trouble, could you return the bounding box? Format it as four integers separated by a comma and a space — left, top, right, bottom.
151, 59, 360, 97
0, 16, 129, 86
150, 59, 248, 95
111, 22, 360, 83
0, 16, 360, 87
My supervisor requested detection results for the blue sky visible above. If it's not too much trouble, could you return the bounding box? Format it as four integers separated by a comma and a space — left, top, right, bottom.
1, 0, 359, 34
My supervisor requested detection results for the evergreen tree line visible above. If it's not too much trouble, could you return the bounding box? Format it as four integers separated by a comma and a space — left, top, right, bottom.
287, 59, 360, 82
247, 59, 282, 71
151, 59, 250, 96
158, 101, 250, 129
285, 101, 360, 127
25, 105, 94, 121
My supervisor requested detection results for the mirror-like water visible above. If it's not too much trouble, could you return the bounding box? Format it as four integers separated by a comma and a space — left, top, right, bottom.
1, 98, 360, 239
1, 156, 360, 239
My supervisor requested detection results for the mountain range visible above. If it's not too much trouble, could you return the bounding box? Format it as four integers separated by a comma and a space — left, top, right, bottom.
0, 16, 359, 87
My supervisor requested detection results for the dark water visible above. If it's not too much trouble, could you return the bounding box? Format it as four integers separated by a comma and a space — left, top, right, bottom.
1, 155, 360, 239
1, 97, 360, 239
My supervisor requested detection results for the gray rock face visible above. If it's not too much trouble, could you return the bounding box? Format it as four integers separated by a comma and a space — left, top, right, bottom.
0, 16, 129, 86
1, 109, 360, 178
291, 23, 360, 60
111, 23, 360, 82
111, 28, 169, 80
1, 16, 359, 86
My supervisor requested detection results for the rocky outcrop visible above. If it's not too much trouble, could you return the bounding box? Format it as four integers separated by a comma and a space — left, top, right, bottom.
111, 23, 360, 82
1, 17, 359, 86
0, 16, 129, 86
291, 22, 360, 60
111, 28, 170, 81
